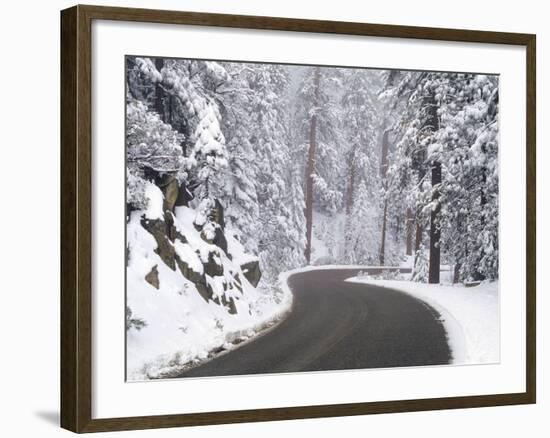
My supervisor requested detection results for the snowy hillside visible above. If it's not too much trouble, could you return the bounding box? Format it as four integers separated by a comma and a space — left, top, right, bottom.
126, 187, 291, 380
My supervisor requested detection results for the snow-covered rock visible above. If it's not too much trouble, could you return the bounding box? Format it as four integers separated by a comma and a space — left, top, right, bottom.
126, 194, 291, 380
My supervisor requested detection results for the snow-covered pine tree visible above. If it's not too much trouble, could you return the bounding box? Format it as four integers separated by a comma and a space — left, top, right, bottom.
249, 64, 307, 281
390, 72, 450, 283
125, 96, 186, 210
130, 57, 229, 198
385, 70, 499, 283
213, 62, 261, 254
345, 180, 379, 264
380, 70, 428, 272
126, 55, 499, 286
340, 69, 382, 263
284, 132, 307, 271
436, 74, 499, 282
381, 71, 440, 280
296, 66, 345, 263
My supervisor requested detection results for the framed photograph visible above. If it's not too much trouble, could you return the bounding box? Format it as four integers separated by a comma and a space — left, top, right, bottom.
60, 4, 536, 433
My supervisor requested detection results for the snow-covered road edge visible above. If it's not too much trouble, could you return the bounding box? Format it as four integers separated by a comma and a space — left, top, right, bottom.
154, 278, 294, 380
345, 277, 499, 365
170, 267, 310, 375
277, 264, 402, 301
281, 264, 403, 275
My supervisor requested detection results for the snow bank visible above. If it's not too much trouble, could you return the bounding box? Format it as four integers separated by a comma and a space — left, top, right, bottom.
346, 277, 500, 365
126, 205, 292, 381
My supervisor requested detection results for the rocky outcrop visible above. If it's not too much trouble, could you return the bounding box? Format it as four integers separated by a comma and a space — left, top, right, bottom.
174, 254, 202, 284
174, 254, 210, 302
241, 260, 262, 287
204, 251, 224, 277
139, 194, 262, 311
212, 294, 237, 315
213, 199, 225, 229
145, 265, 160, 289
163, 178, 179, 213
210, 200, 228, 252
233, 273, 243, 293
213, 227, 228, 255
151, 171, 179, 213
140, 217, 176, 270
175, 181, 194, 207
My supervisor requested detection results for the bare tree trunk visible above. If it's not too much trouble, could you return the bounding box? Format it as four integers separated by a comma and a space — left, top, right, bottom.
428, 160, 441, 284
304, 67, 320, 264
379, 130, 390, 178
379, 129, 390, 265
426, 89, 442, 284
475, 145, 488, 281
379, 200, 388, 265
453, 261, 461, 284
413, 211, 423, 270
344, 155, 355, 258
345, 155, 355, 216
406, 208, 413, 255
415, 220, 423, 252
154, 58, 165, 121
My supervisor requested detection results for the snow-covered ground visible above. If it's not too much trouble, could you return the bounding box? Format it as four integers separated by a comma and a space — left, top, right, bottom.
126, 195, 292, 381
346, 276, 500, 365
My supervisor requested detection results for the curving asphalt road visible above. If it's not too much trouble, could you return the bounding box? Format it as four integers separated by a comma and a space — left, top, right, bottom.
175, 268, 451, 378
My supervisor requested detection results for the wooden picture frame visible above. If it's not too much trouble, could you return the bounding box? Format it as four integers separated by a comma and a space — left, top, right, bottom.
60, 4, 536, 433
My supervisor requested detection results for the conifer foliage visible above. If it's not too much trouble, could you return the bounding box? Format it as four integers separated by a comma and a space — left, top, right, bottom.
127, 57, 499, 286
